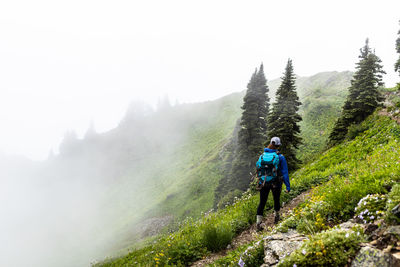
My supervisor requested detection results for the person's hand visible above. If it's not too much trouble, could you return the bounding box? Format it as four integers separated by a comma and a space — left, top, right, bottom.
285, 189, 290, 193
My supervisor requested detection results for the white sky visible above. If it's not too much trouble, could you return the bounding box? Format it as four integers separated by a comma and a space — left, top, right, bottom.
0, 0, 399, 160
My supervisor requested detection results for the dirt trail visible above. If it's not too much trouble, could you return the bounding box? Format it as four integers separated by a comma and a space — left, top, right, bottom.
190, 190, 311, 266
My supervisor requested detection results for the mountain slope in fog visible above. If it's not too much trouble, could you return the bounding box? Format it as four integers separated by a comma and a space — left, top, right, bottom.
0, 71, 353, 267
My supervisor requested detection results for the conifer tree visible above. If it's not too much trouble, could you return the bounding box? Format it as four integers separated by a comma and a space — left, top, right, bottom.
395, 20, 400, 83
230, 64, 270, 190
329, 39, 385, 145
267, 59, 302, 171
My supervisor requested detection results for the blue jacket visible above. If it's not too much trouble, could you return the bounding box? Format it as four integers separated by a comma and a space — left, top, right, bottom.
263, 148, 290, 191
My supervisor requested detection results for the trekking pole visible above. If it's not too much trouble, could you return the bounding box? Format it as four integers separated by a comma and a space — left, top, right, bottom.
250, 169, 258, 181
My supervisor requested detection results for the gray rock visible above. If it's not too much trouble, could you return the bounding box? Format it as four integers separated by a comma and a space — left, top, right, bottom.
392, 204, 400, 218
264, 229, 304, 241
351, 246, 400, 267
385, 225, 400, 237
263, 230, 307, 266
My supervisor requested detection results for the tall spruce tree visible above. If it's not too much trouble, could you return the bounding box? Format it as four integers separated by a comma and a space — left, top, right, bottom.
395, 20, 400, 83
230, 64, 270, 191
267, 59, 302, 171
329, 39, 385, 145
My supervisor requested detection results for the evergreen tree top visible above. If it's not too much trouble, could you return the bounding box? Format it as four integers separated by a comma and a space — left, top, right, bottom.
351, 39, 385, 90
274, 59, 300, 107
268, 59, 302, 171
329, 38, 385, 146
359, 38, 371, 59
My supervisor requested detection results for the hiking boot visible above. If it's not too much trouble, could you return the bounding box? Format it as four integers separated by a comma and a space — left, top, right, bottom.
274, 212, 280, 224
256, 215, 263, 231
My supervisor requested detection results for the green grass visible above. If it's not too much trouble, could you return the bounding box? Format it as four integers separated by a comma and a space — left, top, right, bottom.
92, 71, 353, 260
99, 92, 244, 255
198, 112, 400, 267
279, 227, 366, 267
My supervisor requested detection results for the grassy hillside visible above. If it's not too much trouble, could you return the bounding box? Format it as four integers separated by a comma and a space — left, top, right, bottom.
95, 111, 400, 266
269, 71, 353, 161
55, 92, 245, 257
215, 71, 352, 206
21, 71, 352, 265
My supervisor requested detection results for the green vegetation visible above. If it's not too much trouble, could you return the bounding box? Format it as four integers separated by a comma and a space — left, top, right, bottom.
279, 114, 399, 233
354, 194, 387, 223
268, 59, 302, 170
210, 239, 264, 267
48, 71, 352, 260
386, 184, 400, 224
94, 191, 259, 266
96, 111, 400, 266
295, 71, 352, 161
329, 39, 385, 145
209, 112, 400, 267
237, 240, 265, 267
230, 64, 270, 191
279, 227, 366, 267
395, 20, 400, 82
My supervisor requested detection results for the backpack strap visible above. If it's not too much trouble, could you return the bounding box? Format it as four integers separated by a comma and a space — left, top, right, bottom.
272, 154, 278, 176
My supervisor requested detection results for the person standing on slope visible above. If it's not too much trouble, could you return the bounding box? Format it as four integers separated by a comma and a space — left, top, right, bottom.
255, 137, 290, 230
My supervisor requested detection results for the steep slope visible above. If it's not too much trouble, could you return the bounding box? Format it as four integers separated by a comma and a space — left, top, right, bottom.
96, 110, 400, 266
26, 92, 245, 266
4, 71, 352, 267
272, 71, 353, 160
215, 71, 352, 205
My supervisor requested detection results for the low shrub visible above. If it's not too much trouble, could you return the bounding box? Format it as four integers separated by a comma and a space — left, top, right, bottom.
274, 194, 331, 235
347, 123, 370, 140
216, 189, 242, 210
278, 227, 366, 267
354, 194, 387, 223
295, 198, 331, 234
274, 211, 297, 233
202, 224, 234, 252
385, 184, 400, 225
238, 240, 264, 267
164, 238, 205, 265
213, 239, 264, 267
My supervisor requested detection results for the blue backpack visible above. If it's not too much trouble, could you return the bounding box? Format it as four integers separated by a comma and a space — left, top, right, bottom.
256, 152, 280, 184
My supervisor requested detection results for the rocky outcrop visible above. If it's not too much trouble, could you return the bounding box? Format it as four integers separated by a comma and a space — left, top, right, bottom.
351, 246, 400, 267
261, 230, 307, 266
368, 224, 400, 250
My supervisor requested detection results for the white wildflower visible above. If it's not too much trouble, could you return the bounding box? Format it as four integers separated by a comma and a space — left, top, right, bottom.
302, 249, 307, 255
345, 233, 349, 238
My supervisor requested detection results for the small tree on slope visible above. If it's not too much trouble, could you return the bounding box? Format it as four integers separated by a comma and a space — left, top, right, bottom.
267, 59, 302, 171
329, 39, 385, 145
230, 64, 270, 191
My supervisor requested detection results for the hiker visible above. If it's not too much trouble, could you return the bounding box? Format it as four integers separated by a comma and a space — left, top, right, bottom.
255, 137, 290, 230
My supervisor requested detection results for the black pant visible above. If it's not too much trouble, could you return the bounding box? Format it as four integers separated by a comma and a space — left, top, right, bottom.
256, 179, 282, 216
